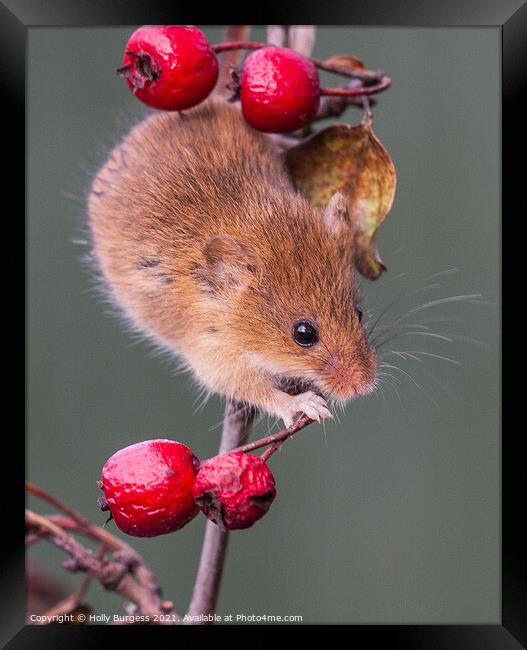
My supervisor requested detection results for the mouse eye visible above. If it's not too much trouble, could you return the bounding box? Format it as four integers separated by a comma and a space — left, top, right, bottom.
356, 305, 364, 322
292, 320, 319, 347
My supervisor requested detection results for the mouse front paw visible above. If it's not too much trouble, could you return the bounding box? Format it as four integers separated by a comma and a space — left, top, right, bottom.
281, 391, 332, 428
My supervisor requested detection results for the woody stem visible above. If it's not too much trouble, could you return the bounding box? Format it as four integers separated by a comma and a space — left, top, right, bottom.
186, 402, 255, 623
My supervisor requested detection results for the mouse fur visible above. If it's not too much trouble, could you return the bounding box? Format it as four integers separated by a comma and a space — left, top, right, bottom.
88, 99, 377, 425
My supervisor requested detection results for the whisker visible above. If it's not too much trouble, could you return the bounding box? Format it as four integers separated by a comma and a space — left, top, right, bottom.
369, 321, 433, 347
383, 350, 423, 363
366, 282, 445, 341
419, 267, 459, 283
207, 401, 261, 433
442, 333, 490, 349
374, 376, 388, 405
376, 372, 404, 407
373, 293, 482, 337
192, 386, 213, 414
420, 316, 465, 325
406, 293, 483, 314
374, 330, 454, 350
321, 418, 328, 447
418, 367, 456, 399
384, 329, 489, 350
379, 362, 440, 409
381, 350, 462, 365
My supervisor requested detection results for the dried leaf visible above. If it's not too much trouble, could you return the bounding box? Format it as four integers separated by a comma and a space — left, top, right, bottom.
285, 112, 396, 280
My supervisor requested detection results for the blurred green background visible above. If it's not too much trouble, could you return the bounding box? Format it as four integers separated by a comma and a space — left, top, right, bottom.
27, 26, 500, 623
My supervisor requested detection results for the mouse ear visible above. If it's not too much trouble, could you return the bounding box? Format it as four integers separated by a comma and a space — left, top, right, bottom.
203, 235, 257, 292
322, 191, 351, 239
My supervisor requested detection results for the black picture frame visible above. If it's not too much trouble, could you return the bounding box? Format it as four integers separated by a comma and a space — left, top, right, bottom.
9, 1, 518, 647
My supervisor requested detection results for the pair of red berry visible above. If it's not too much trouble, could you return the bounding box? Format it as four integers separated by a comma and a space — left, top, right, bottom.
118, 25, 321, 133
99, 440, 277, 536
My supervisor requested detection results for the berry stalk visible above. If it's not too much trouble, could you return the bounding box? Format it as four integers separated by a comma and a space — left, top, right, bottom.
213, 41, 390, 85
212, 41, 264, 53
232, 413, 315, 457
320, 74, 392, 97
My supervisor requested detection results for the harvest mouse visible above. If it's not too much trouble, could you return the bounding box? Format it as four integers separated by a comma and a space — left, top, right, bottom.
88, 99, 377, 426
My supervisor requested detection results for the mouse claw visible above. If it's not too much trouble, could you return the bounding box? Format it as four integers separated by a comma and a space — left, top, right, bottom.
282, 391, 332, 427
282, 414, 294, 428
317, 405, 333, 420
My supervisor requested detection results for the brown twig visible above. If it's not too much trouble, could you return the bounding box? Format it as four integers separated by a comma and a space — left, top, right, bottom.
264, 29, 384, 153
212, 40, 389, 87
234, 413, 314, 455
185, 411, 315, 623
26, 509, 174, 622
26, 486, 176, 622
35, 545, 106, 623
320, 74, 391, 97
186, 402, 256, 623
26, 508, 175, 623
26, 481, 161, 599
316, 79, 377, 118
25, 532, 41, 546
212, 40, 263, 54
266, 78, 378, 155
27, 482, 96, 530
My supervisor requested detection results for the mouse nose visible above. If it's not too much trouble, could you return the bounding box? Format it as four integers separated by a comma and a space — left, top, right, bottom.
320, 350, 377, 400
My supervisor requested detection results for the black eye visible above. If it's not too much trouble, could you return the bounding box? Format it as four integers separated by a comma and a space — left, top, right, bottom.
356, 305, 364, 322
292, 320, 318, 347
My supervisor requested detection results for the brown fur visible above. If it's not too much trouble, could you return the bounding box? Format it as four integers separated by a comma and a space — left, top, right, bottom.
88, 99, 377, 424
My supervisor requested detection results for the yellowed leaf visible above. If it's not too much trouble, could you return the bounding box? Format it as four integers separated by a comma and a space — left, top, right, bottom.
285, 112, 396, 280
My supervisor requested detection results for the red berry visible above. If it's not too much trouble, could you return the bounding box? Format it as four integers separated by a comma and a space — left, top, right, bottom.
193, 452, 276, 530
240, 46, 320, 133
100, 439, 200, 537
118, 25, 219, 111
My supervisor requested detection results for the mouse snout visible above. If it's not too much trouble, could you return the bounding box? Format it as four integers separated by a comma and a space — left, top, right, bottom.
319, 349, 377, 400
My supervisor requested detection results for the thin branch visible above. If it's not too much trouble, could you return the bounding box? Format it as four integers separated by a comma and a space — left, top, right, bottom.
35, 545, 104, 623
25, 532, 41, 546
26, 487, 176, 621
260, 440, 283, 462
316, 79, 377, 119
212, 40, 388, 86
27, 482, 96, 531
40, 574, 92, 621
27, 509, 176, 623
186, 402, 255, 623
320, 74, 391, 97
266, 80, 378, 155
26, 481, 160, 598
234, 413, 313, 455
